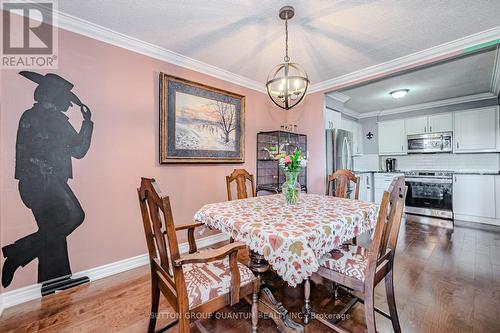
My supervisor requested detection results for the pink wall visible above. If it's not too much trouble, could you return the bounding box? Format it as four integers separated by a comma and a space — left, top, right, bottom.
0, 25, 287, 291
286, 92, 325, 195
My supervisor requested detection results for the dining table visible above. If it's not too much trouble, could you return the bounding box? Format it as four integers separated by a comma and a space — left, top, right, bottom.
194, 193, 379, 333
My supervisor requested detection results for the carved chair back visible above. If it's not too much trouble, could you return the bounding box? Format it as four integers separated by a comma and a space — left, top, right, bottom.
137, 178, 187, 311
226, 169, 256, 200
312, 177, 407, 333
380, 176, 407, 257
326, 169, 360, 199
367, 176, 407, 284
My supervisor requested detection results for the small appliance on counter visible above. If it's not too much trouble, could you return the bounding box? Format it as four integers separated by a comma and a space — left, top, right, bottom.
385, 158, 397, 172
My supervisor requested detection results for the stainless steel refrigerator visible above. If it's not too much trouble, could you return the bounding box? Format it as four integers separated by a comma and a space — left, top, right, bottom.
326, 128, 354, 177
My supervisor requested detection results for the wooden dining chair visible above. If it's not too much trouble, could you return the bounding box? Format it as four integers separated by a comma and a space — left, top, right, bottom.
326, 169, 361, 247
309, 177, 407, 333
388, 176, 407, 207
137, 178, 259, 333
326, 169, 360, 200
226, 169, 256, 201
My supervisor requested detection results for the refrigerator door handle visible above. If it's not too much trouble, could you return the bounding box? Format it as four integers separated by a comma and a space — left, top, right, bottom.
347, 145, 352, 170
342, 137, 348, 169
346, 137, 352, 170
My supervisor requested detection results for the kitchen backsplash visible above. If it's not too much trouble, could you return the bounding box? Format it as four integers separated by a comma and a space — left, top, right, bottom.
353, 154, 380, 171
379, 153, 500, 172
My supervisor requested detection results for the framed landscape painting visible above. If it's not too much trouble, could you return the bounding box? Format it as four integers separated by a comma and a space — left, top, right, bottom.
159, 73, 245, 163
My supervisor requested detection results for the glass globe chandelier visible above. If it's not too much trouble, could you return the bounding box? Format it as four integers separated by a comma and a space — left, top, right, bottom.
266, 6, 309, 110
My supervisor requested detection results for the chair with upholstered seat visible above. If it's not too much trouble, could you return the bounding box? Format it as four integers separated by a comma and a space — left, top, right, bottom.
308, 176, 407, 333
137, 178, 259, 333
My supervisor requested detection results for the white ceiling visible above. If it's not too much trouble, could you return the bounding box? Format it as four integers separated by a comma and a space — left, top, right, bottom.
334, 48, 499, 113
56, 0, 500, 86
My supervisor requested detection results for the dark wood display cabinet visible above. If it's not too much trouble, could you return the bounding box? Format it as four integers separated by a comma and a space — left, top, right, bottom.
256, 130, 307, 194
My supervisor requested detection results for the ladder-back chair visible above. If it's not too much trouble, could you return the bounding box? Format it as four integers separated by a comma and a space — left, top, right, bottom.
326, 169, 361, 246
137, 178, 259, 333
309, 176, 407, 333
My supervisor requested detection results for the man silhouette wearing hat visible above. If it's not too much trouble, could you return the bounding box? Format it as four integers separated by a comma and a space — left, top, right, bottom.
1, 71, 93, 293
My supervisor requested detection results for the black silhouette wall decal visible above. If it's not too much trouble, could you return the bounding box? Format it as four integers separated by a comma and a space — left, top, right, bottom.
366, 131, 374, 140
1, 71, 93, 294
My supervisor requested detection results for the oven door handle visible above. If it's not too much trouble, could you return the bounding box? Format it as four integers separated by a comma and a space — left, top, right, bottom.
405, 178, 452, 184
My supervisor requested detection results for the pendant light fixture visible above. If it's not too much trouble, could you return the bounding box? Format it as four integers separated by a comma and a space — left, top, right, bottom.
266, 6, 309, 110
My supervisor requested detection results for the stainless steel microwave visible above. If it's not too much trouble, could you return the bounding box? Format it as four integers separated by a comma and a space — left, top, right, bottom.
407, 132, 453, 153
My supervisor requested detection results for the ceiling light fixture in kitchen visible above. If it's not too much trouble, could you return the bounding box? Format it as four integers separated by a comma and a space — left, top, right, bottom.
390, 89, 410, 99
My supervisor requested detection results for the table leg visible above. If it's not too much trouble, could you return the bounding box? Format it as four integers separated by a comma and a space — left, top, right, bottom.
247, 251, 304, 333
302, 277, 312, 324
247, 251, 269, 281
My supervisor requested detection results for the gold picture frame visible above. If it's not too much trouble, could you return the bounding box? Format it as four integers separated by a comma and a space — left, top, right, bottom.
159, 73, 245, 163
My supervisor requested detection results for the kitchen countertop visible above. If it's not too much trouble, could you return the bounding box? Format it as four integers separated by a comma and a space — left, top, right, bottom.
451, 171, 500, 175
354, 170, 404, 174
354, 170, 500, 175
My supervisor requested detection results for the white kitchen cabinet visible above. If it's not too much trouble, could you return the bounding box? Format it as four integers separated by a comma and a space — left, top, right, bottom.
374, 173, 404, 204
325, 108, 341, 130
341, 117, 363, 156
453, 174, 495, 219
353, 122, 363, 156
353, 172, 373, 202
428, 113, 453, 133
454, 107, 499, 153
405, 116, 428, 135
405, 113, 452, 135
496, 176, 500, 219
378, 120, 406, 155
339, 117, 352, 132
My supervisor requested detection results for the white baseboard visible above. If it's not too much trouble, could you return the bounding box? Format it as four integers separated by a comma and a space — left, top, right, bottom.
0, 232, 229, 311
454, 214, 500, 226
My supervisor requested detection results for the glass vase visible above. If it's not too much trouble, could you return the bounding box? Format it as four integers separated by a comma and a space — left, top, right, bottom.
282, 170, 301, 205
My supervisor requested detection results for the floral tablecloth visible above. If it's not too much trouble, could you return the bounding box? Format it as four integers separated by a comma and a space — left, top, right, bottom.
193, 194, 379, 287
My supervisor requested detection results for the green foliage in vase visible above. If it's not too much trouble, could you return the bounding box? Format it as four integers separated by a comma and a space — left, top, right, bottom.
278, 149, 307, 205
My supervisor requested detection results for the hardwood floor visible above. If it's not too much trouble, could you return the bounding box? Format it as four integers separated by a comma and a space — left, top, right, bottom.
1, 219, 499, 333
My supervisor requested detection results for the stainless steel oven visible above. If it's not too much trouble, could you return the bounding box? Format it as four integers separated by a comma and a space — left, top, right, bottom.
407, 132, 453, 153
404, 171, 453, 220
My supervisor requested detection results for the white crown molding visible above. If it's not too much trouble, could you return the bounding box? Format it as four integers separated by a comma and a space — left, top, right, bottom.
353, 92, 496, 119
309, 27, 500, 94
325, 93, 357, 117
341, 107, 360, 119
491, 48, 500, 96
16, 4, 500, 103
23, 3, 265, 93
327, 92, 351, 104
0, 233, 229, 310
